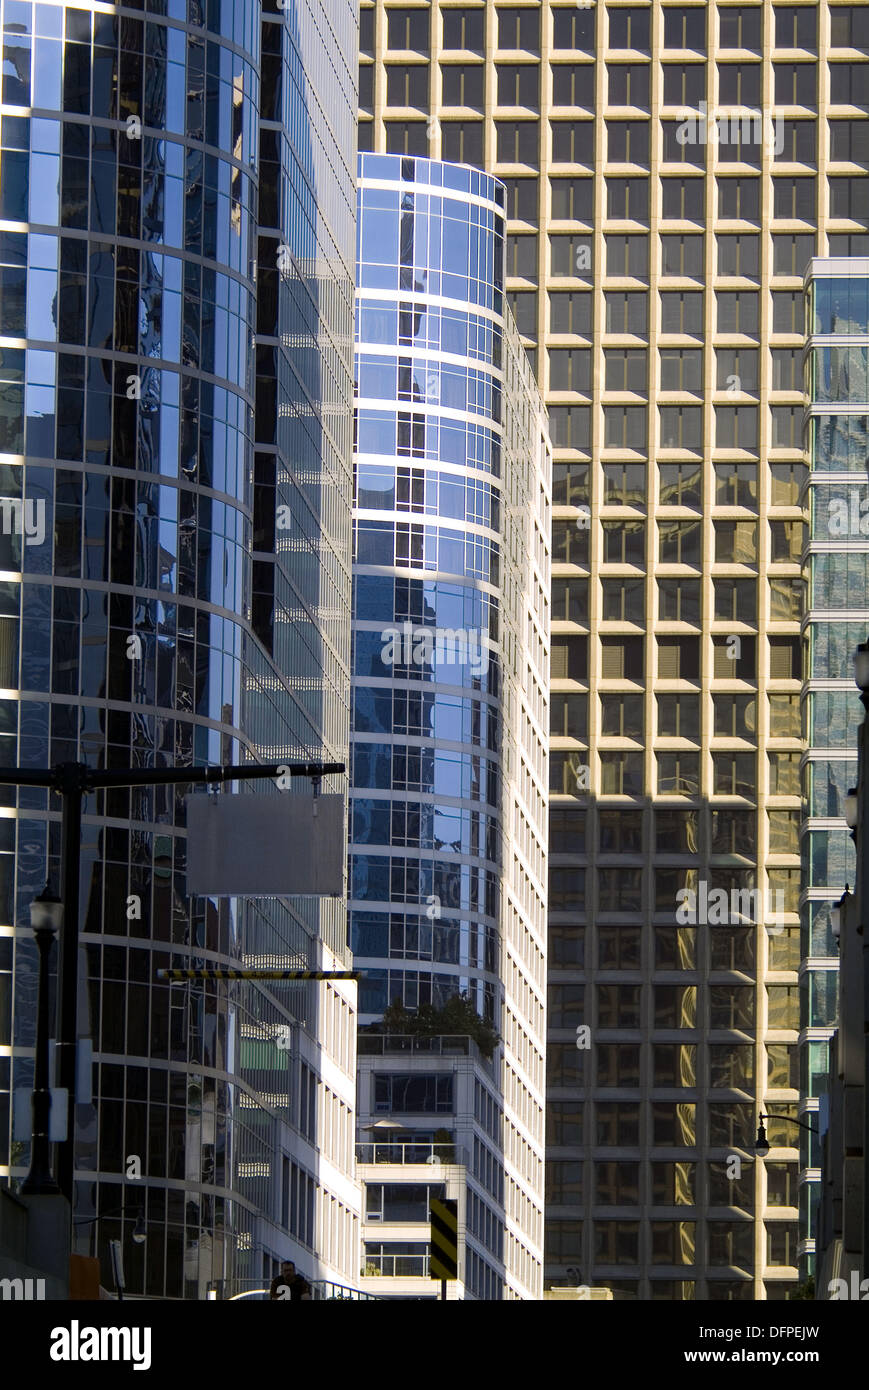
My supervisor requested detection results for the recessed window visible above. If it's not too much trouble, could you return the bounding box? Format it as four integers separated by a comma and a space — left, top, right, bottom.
497, 63, 539, 109
662, 63, 705, 107
660, 348, 703, 393
387, 10, 429, 52
551, 176, 594, 221
715, 405, 758, 449
601, 575, 645, 622
714, 461, 757, 506
551, 121, 595, 165
661, 235, 705, 278
661, 177, 705, 222
717, 234, 759, 278
659, 405, 703, 450
442, 8, 484, 53
664, 8, 706, 52
600, 694, 644, 739
659, 461, 702, 508
718, 62, 760, 107
656, 696, 699, 740
716, 291, 758, 335
717, 178, 760, 221
386, 65, 429, 109
719, 7, 762, 52
661, 575, 700, 625
551, 64, 594, 110
609, 6, 650, 52
606, 176, 649, 221
774, 62, 817, 108
605, 348, 647, 393
716, 348, 758, 393
605, 291, 649, 334
497, 6, 539, 53
496, 121, 538, 165
608, 64, 650, 109
550, 291, 592, 336
660, 291, 704, 334
607, 119, 649, 165
775, 120, 817, 165
830, 6, 869, 51
775, 5, 816, 51
441, 64, 484, 109
552, 7, 595, 54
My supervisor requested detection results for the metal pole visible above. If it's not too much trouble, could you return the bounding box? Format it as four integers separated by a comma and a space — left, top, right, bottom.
859, 702, 869, 1282
56, 769, 83, 1211
441, 1278, 447, 1301
20, 924, 59, 1194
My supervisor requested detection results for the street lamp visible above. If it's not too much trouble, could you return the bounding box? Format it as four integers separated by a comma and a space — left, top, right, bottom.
830, 886, 851, 941
855, 642, 869, 703
754, 1113, 818, 1158
20, 886, 63, 1195
74, 1205, 146, 1244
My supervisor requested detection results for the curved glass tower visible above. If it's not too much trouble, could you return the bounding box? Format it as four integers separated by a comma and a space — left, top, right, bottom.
800, 258, 869, 1267
1, 0, 359, 1298
350, 153, 550, 1299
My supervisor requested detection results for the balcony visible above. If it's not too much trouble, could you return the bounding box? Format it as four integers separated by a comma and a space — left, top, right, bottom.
362, 1249, 430, 1279
356, 1139, 467, 1165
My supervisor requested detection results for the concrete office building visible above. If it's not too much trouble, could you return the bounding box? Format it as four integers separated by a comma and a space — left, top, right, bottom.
357, 0, 869, 1296
0, 0, 360, 1297
350, 152, 550, 1298
801, 257, 869, 1275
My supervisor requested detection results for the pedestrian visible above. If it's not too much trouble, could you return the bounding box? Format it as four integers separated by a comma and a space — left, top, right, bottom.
269, 1260, 296, 1300
269, 1260, 312, 1300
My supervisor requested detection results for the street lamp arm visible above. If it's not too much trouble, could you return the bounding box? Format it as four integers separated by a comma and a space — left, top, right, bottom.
86, 760, 346, 790
760, 1112, 818, 1137
73, 1205, 132, 1224
0, 760, 346, 793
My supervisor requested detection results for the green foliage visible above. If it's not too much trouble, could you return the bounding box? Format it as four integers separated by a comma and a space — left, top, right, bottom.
373, 993, 500, 1059
433, 1127, 455, 1163
789, 1276, 815, 1300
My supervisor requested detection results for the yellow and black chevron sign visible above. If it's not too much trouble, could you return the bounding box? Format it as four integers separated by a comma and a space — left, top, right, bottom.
429, 1197, 458, 1280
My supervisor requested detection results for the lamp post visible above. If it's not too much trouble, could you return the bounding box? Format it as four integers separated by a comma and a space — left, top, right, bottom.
20, 886, 64, 1195
853, 643, 869, 1283
73, 1205, 146, 1299
0, 757, 343, 1223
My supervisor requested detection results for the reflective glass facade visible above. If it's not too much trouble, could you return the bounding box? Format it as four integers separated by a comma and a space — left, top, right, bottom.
351, 153, 550, 1298
0, 0, 359, 1298
800, 256, 869, 1262
357, 0, 869, 1297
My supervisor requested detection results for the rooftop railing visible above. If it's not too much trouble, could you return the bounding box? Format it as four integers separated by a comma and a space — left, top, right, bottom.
209, 1276, 380, 1301
358, 1033, 487, 1059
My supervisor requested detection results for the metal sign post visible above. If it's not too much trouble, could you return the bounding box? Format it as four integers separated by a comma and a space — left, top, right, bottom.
429, 1197, 458, 1300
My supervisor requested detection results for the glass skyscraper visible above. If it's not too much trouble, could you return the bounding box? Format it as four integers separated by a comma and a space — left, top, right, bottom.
801, 256, 869, 1266
0, 0, 360, 1298
350, 152, 550, 1298
357, 0, 869, 1297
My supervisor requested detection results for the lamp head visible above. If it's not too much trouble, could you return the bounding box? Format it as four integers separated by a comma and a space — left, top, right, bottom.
844, 789, 858, 830
132, 1212, 146, 1245
755, 1120, 770, 1158
30, 885, 63, 933
855, 642, 869, 694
